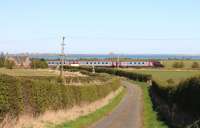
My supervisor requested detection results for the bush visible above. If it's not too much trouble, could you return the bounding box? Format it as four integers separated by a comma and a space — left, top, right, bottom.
0, 74, 120, 122
192, 62, 199, 69
4, 60, 15, 69
166, 78, 175, 85
172, 62, 184, 68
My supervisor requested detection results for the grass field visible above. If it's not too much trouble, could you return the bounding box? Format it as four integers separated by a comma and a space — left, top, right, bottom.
161, 60, 200, 69
0, 68, 57, 76
124, 69, 200, 86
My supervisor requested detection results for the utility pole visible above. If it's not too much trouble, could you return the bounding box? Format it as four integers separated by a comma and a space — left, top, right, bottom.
60, 36, 65, 79
117, 55, 120, 69
92, 63, 95, 74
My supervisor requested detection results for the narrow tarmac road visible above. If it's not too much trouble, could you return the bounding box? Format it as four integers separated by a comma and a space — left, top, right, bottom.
90, 80, 143, 128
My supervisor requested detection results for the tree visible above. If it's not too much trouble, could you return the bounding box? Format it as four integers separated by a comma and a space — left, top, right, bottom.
31, 59, 48, 69
0, 52, 5, 67
4, 60, 15, 69
192, 62, 199, 69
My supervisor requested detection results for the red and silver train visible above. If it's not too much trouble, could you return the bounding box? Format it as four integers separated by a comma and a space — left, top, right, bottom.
48, 60, 163, 68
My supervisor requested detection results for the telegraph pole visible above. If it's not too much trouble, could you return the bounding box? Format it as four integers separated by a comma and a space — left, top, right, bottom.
92, 63, 95, 74
60, 36, 65, 79
117, 55, 120, 69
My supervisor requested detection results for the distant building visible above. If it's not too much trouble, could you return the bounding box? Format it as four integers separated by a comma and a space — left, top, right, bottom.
7, 56, 31, 68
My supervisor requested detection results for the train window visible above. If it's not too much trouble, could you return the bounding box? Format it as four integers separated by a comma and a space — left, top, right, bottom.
98, 62, 100, 64
106, 62, 108, 64
90, 62, 92, 64
134, 62, 137, 64
142, 62, 145, 64
94, 62, 96, 64
86, 62, 88, 64
102, 62, 104, 64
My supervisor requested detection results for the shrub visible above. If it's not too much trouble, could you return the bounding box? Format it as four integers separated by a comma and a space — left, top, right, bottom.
166, 78, 175, 85
4, 60, 15, 69
191, 62, 199, 69
172, 62, 184, 68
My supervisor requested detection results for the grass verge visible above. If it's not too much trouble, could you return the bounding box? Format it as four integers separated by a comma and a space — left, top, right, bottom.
133, 81, 168, 128
48, 88, 125, 128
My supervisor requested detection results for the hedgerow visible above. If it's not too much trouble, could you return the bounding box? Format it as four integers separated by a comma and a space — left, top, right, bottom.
0, 74, 120, 122
64, 66, 152, 82
150, 76, 200, 127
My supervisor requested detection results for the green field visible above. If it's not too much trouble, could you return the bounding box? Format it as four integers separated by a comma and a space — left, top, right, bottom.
124, 69, 200, 86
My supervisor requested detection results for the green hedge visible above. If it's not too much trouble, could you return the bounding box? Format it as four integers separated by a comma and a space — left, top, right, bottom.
150, 76, 200, 127
151, 76, 200, 114
0, 74, 120, 122
64, 66, 152, 82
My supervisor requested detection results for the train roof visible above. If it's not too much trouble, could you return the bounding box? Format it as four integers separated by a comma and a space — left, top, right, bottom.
47, 59, 154, 62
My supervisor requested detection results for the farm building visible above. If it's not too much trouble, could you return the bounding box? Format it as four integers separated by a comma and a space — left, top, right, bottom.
7, 56, 31, 68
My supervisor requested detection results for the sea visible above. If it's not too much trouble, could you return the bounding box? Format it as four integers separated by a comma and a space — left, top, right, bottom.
29, 54, 200, 60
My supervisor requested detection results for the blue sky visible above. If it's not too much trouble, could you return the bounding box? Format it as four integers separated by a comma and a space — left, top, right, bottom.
0, 0, 200, 54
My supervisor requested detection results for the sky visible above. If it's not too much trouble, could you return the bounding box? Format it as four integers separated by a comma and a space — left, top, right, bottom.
0, 0, 200, 54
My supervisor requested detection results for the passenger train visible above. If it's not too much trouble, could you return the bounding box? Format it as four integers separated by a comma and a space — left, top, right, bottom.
47, 60, 163, 68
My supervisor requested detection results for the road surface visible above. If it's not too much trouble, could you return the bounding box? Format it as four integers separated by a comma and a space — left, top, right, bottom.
90, 80, 143, 128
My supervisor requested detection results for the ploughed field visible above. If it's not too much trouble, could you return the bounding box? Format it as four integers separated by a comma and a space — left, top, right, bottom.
123, 69, 200, 86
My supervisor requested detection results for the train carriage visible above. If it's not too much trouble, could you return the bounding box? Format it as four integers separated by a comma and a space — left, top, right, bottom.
47, 59, 162, 68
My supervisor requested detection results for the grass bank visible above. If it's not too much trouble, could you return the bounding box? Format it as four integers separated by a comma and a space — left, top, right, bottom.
133, 81, 168, 128
48, 88, 125, 128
